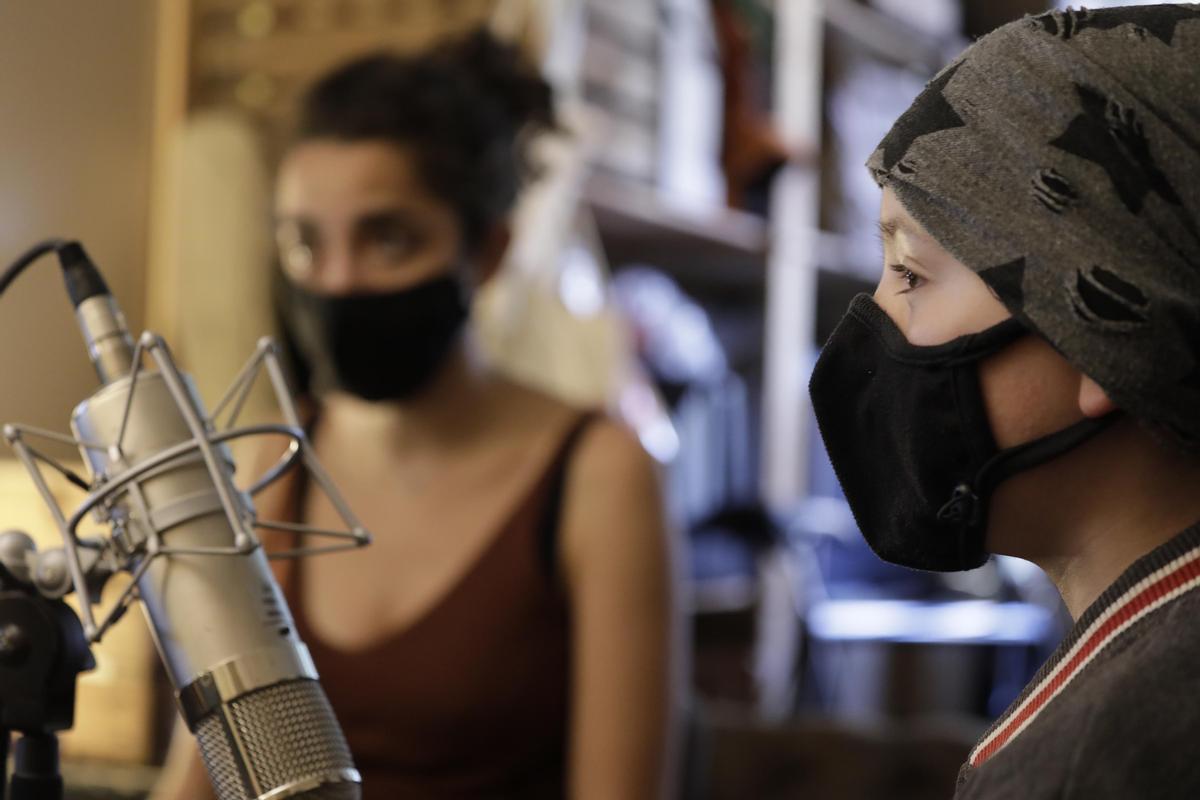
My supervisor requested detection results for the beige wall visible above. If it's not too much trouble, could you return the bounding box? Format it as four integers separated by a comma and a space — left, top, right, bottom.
0, 0, 162, 764
0, 0, 157, 432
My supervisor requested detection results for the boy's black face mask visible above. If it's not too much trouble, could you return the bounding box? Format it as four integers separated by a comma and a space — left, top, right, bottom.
808, 294, 1115, 572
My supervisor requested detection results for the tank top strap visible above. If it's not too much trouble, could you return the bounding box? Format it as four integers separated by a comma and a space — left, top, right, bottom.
535, 410, 603, 579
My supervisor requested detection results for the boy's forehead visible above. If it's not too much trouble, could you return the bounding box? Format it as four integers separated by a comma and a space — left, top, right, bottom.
878, 190, 933, 243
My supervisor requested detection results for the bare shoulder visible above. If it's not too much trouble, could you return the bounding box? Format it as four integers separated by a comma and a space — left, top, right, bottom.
570, 416, 656, 485
490, 375, 663, 538
559, 414, 668, 576
492, 375, 646, 468
495, 377, 580, 432
489, 377, 602, 462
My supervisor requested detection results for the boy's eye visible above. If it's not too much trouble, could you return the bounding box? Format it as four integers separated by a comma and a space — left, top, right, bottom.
889, 263, 923, 293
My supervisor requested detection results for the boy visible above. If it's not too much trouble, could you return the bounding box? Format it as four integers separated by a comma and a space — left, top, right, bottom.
810, 5, 1200, 797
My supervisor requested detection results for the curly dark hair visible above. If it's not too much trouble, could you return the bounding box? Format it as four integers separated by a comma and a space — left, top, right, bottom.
294, 28, 558, 249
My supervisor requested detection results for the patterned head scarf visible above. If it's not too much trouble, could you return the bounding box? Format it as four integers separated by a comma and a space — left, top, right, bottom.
868, 4, 1200, 449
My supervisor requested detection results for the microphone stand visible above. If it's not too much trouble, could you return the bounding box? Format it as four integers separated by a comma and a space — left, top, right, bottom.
0, 534, 96, 800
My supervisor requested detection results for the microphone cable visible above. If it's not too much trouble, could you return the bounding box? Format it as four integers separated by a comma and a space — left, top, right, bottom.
0, 238, 71, 296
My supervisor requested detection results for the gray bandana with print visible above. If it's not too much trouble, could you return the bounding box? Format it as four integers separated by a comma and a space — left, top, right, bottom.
868, 3, 1200, 448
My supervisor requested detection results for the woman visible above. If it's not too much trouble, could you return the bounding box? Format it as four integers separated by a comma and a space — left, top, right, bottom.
809, 5, 1200, 798
157, 31, 680, 799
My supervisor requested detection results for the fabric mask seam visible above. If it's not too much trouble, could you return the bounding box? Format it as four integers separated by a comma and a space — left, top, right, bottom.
948, 361, 989, 563
849, 304, 1024, 368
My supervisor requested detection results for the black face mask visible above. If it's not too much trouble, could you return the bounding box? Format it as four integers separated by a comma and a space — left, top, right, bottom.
808, 294, 1116, 572
281, 275, 470, 403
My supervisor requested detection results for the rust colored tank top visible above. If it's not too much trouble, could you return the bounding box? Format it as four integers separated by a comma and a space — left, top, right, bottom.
282, 414, 595, 799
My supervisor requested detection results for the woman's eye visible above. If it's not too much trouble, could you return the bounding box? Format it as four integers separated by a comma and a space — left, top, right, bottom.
277, 226, 316, 278
376, 232, 412, 257
363, 226, 419, 268
282, 242, 314, 276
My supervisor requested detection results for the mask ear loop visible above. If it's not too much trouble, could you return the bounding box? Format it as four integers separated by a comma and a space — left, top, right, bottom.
936, 411, 1122, 530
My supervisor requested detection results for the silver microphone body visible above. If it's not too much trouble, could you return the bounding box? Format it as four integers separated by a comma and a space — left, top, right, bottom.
69, 297, 360, 800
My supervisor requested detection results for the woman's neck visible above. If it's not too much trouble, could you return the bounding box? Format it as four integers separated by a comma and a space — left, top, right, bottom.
317, 334, 502, 454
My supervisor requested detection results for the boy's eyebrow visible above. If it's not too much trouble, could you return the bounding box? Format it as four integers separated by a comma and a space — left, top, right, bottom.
878, 216, 936, 249
877, 217, 935, 272
877, 218, 908, 240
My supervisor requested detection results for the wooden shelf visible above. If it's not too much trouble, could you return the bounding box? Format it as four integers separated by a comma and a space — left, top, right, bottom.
584, 172, 768, 292
583, 172, 882, 324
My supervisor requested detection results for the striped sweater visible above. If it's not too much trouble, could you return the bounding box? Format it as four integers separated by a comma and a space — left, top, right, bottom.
955, 522, 1200, 799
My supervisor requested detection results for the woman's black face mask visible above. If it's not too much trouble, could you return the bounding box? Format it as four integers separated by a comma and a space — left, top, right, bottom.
808, 294, 1115, 572
280, 274, 470, 403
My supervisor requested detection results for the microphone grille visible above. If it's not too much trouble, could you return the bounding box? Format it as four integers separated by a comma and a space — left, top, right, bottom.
195, 678, 360, 800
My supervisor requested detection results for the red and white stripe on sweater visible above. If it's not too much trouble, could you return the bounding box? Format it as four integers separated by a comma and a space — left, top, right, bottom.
969, 543, 1200, 767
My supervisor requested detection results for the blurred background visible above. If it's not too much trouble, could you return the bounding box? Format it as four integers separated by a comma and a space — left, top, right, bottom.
0, 0, 1149, 797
